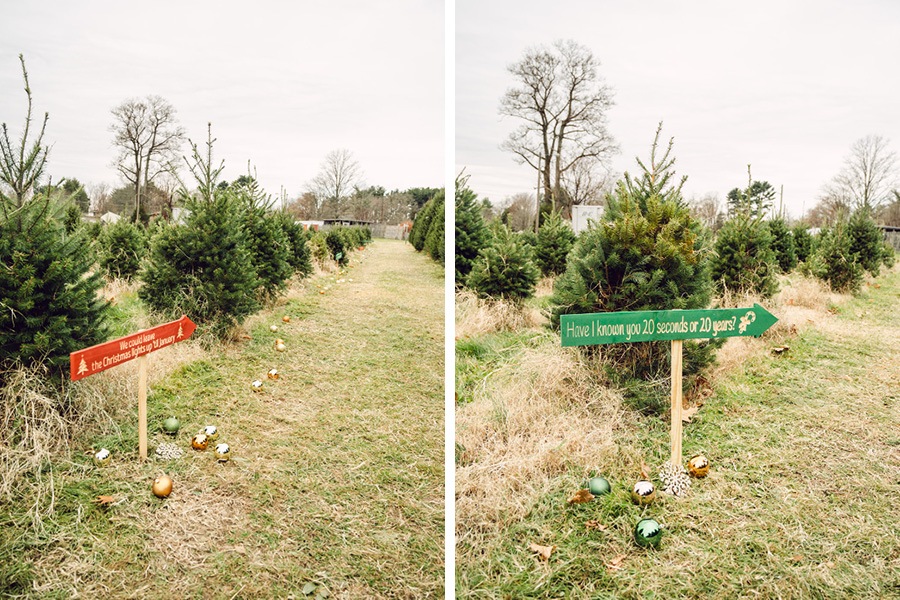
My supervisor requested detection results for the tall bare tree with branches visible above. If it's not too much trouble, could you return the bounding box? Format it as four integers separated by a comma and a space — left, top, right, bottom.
500, 39, 617, 216
308, 149, 363, 218
823, 135, 898, 213
110, 95, 185, 221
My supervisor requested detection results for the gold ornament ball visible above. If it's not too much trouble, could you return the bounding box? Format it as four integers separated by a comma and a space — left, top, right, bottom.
631, 480, 656, 505
202, 425, 218, 441
267, 368, 279, 380
282, 315, 291, 323
251, 379, 264, 392
191, 433, 209, 451
688, 454, 710, 478
94, 448, 111, 466
152, 475, 173, 498
214, 443, 231, 462
270, 325, 278, 333
275, 342, 287, 352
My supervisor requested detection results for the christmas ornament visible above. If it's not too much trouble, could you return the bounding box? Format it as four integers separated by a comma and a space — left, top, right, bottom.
631, 480, 656, 505
152, 475, 173, 498
270, 325, 279, 333
282, 315, 291, 323
634, 518, 662, 548
94, 448, 111, 466
202, 425, 218, 441
251, 379, 263, 392
658, 462, 691, 496
155, 442, 183, 460
267, 368, 279, 380
214, 443, 231, 462
162, 416, 180, 435
587, 476, 611, 496
191, 433, 209, 451
688, 454, 710, 478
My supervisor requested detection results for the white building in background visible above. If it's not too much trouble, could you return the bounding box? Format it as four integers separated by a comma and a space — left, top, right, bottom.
571, 204, 604, 234
99, 211, 121, 224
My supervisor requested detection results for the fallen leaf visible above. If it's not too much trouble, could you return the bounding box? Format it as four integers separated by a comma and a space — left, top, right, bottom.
94, 495, 116, 506
585, 520, 607, 531
529, 542, 556, 562
640, 460, 650, 480
681, 405, 699, 423
567, 489, 594, 504
790, 554, 804, 562
302, 582, 318, 595
605, 554, 627, 571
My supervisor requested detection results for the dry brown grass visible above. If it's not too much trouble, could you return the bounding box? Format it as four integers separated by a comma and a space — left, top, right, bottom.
456, 334, 625, 534
455, 290, 545, 339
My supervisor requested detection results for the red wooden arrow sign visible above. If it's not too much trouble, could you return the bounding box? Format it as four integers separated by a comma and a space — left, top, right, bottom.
70, 315, 196, 381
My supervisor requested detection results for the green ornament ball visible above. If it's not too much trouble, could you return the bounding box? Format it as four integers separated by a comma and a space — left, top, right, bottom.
587, 476, 611, 496
162, 416, 180, 435
634, 518, 663, 548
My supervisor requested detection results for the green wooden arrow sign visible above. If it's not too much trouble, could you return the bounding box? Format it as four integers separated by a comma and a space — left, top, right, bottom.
560, 303, 777, 347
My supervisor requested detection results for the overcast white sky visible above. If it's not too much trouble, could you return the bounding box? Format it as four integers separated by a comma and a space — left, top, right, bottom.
456, 0, 900, 220
0, 1, 443, 205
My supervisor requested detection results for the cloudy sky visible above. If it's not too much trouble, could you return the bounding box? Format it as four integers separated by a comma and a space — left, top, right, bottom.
457, 0, 900, 220
0, 1, 443, 206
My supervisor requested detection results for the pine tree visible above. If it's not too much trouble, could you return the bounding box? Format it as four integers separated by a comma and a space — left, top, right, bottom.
711, 216, 778, 297
98, 218, 147, 280
273, 211, 313, 278
534, 210, 576, 276
768, 216, 797, 273
455, 174, 489, 285
551, 124, 718, 408
804, 219, 863, 293
847, 209, 890, 276
466, 223, 539, 303
792, 224, 813, 263
0, 54, 109, 378
422, 190, 445, 263
409, 196, 437, 252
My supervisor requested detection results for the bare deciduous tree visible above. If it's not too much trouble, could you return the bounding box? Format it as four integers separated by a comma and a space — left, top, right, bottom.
562, 158, 615, 213
110, 95, 185, 221
689, 193, 724, 231
501, 192, 537, 232
500, 39, 617, 214
824, 135, 897, 213
308, 149, 363, 219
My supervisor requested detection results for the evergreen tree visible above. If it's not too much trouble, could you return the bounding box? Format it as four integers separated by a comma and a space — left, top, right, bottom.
0, 54, 109, 378
455, 174, 489, 285
409, 196, 437, 251
551, 125, 718, 408
98, 218, 147, 280
325, 227, 349, 266
792, 224, 814, 263
768, 216, 797, 273
422, 190, 445, 263
0, 194, 110, 376
534, 210, 576, 276
711, 216, 778, 297
804, 219, 863, 293
273, 211, 313, 277
847, 209, 890, 276
466, 224, 539, 303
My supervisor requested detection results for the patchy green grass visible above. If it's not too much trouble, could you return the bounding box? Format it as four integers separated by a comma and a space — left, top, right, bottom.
456, 267, 900, 599
1, 239, 444, 598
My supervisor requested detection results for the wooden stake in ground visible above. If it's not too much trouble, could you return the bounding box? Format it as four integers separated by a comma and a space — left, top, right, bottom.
70, 315, 196, 461
560, 305, 777, 467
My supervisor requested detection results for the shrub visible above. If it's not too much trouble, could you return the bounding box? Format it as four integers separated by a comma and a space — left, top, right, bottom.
768, 216, 797, 273
550, 126, 718, 410
466, 224, 539, 303
711, 215, 778, 297
98, 218, 147, 280
308, 231, 330, 265
534, 210, 576, 276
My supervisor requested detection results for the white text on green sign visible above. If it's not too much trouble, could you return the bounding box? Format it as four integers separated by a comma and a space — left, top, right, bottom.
560, 304, 777, 346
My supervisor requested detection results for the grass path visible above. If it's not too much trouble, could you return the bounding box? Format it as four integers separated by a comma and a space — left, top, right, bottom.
2, 240, 444, 598
456, 270, 900, 598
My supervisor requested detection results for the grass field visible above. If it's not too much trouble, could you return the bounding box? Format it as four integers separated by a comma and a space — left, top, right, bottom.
1, 239, 444, 599
456, 268, 900, 599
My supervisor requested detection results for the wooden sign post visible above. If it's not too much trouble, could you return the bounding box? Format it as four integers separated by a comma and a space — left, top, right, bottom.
561, 305, 777, 465
70, 315, 197, 460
